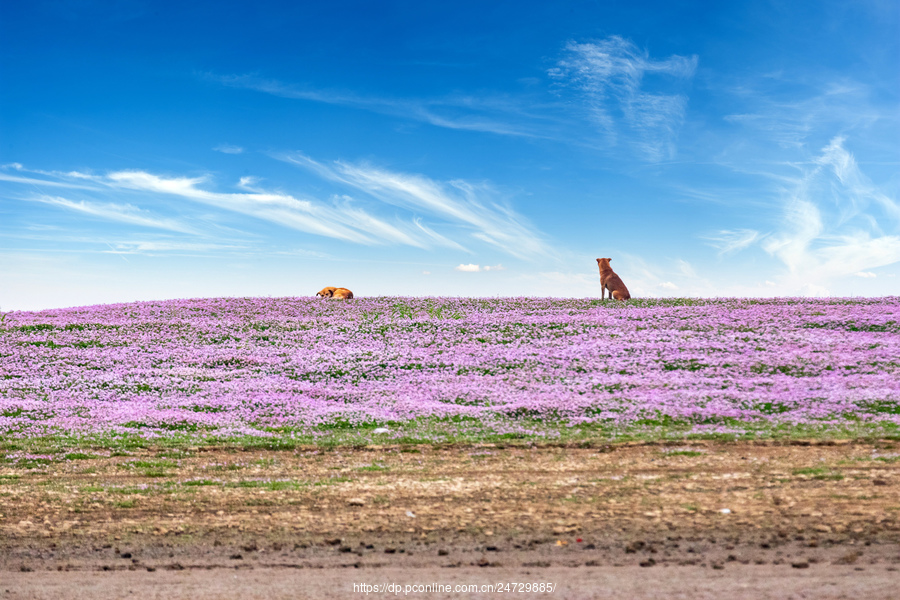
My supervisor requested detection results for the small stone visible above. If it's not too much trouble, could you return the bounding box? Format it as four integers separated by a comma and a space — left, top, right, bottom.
833, 552, 861, 565
791, 561, 810, 569
347, 498, 366, 506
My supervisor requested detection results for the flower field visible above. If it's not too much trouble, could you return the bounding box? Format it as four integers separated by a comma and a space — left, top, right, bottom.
1, 296, 899, 442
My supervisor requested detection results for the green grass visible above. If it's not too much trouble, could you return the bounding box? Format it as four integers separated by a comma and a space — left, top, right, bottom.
792, 467, 845, 480
357, 464, 389, 472
120, 459, 178, 470
64, 452, 96, 460
663, 450, 705, 457
1, 414, 897, 455
228, 479, 307, 491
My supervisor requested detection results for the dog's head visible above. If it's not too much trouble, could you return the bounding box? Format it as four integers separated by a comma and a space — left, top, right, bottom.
316, 286, 337, 297
596, 258, 612, 269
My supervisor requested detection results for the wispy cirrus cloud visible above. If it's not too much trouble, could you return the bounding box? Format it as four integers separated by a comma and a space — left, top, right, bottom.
206, 35, 698, 158
715, 136, 900, 290
2, 164, 427, 247
548, 36, 697, 161
209, 73, 537, 138
104, 240, 247, 254
27, 194, 199, 234
0, 163, 101, 190
764, 137, 900, 280
721, 77, 889, 154
703, 229, 762, 256
213, 143, 244, 154
103, 170, 429, 246
3, 158, 549, 259
278, 153, 553, 260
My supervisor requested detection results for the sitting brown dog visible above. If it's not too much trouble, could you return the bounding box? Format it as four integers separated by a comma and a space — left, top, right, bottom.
332, 287, 354, 299
596, 258, 631, 301
316, 287, 337, 297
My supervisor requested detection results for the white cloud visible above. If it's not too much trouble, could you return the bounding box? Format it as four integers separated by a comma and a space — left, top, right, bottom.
704, 229, 761, 255
211, 73, 535, 138
677, 259, 699, 278
658, 281, 678, 290
213, 144, 244, 154
104, 241, 246, 254
455, 264, 481, 272
27, 195, 198, 234
548, 36, 697, 160
452, 263, 504, 272
760, 137, 900, 285
855, 271, 877, 278
101, 170, 428, 246
3, 158, 556, 266
279, 153, 552, 260
0, 170, 100, 190
722, 76, 885, 154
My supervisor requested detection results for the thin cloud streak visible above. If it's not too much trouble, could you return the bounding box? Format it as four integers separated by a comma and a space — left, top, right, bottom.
704, 229, 762, 256
3, 160, 541, 256
719, 137, 900, 290
210, 73, 537, 138
0, 171, 101, 191
104, 241, 247, 254
278, 153, 554, 260
27, 194, 200, 234
213, 144, 245, 154
548, 36, 697, 161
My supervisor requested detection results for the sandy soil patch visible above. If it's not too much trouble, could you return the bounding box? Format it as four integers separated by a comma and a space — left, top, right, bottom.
2, 440, 898, 597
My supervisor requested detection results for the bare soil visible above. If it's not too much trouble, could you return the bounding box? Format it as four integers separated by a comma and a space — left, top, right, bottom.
2, 440, 899, 598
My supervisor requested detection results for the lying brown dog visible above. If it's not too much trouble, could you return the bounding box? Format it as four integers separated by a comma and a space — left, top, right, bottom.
316, 286, 354, 299
596, 258, 631, 301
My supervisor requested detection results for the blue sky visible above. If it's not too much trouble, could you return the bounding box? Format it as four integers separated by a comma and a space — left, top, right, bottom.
1, 0, 898, 310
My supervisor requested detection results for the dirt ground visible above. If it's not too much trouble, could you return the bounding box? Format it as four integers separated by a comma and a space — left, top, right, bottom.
1, 440, 899, 598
